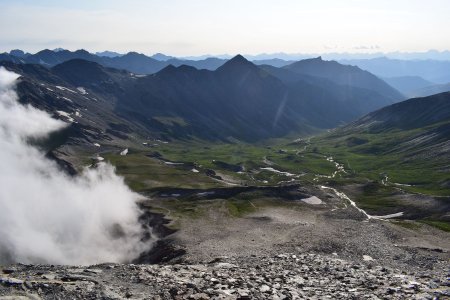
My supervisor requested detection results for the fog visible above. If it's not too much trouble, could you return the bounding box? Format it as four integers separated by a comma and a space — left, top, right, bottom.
0, 67, 151, 265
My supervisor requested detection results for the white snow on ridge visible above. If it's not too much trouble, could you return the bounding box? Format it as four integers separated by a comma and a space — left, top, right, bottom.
55, 86, 76, 93
56, 111, 74, 122
93, 143, 101, 147
77, 87, 88, 95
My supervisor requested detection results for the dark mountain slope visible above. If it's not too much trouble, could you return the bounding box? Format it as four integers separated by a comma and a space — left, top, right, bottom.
51, 59, 135, 96
26, 49, 99, 66
1, 55, 412, 144
0, 53, 26, 64
117, 55, 307, 141
0, 60, 153, 152
167, 57, 226, 70
329, 92, 450, 168
284, 57, 404, 102
350, 92, 450, 132
308, 92, 450, 218
260, 64, 397, 122
101, 52, 167, 74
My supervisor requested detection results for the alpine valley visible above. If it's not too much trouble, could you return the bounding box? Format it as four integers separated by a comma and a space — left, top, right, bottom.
0, 48, 449, 299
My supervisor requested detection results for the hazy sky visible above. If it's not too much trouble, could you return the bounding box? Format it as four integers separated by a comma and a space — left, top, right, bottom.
0, 0, 449, 56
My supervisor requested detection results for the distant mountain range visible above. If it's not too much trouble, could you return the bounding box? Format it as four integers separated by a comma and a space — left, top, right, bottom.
0, 49, 226, 74
2, 49, 450, 87
0, 54, 404, 144
340, 57, 450, 84
407, 83, 450, 98
382, 76, 434, 95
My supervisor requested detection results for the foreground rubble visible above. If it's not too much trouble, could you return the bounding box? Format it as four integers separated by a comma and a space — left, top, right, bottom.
1, 253, 448, 299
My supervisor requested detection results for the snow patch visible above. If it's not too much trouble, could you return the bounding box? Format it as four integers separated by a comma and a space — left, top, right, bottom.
77, 87, 87, 95
120, 148, 128, 156
55, 86, 76, 93
164, 161, 184, 165
301, 196, 323, 205
56, 111, 74, 123
260, 167, 300, 178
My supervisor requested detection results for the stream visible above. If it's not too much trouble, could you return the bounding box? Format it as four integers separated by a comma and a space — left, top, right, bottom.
308, 155, 404, 220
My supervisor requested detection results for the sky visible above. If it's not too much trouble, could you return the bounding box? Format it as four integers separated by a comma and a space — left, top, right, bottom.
0, 0, 449, 56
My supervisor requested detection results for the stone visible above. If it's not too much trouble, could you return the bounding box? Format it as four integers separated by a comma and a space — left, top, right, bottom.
260, 284, 271, 293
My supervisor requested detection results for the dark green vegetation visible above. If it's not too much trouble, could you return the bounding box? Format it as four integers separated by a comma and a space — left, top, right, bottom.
317, 92, 450, 195
419, 220, 450, 232
99, 127, 448, 223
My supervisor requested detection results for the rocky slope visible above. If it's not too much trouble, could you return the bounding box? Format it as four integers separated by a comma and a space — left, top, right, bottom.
1, 252, 448, 299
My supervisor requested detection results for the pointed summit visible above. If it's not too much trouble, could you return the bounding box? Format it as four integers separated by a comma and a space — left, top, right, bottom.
216, 54, 257, 73
228, 54, 248, 63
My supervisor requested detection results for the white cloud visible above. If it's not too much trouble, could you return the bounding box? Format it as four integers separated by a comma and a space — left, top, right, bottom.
0, 67, 152, 265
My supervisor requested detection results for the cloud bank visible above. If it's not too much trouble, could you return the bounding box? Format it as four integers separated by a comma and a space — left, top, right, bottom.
0, 67, 151, 265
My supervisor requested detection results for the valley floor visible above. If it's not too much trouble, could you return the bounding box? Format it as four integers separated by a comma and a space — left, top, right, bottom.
2, 138, 449, 299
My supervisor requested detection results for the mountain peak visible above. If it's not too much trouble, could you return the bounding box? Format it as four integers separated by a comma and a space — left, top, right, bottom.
158, 64, 177, 74
52, 59, 111, 86
228, 54, 249, 64
151, 53, 174, 61
74, 49, 91, 55
217, 54, 256, 73
125, 51, 146, 57
9, 49, 27, 57
95, 51, 123, 58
